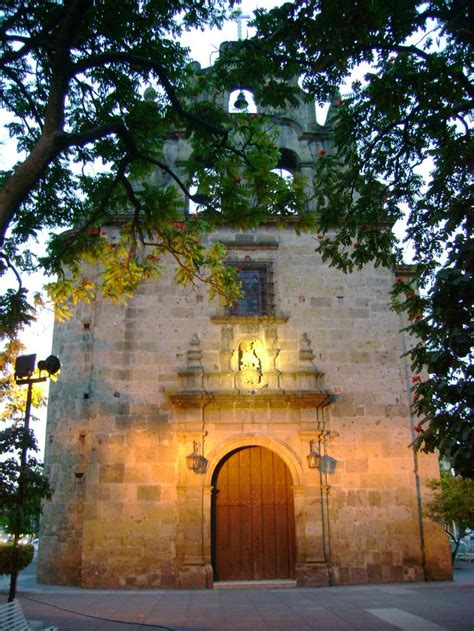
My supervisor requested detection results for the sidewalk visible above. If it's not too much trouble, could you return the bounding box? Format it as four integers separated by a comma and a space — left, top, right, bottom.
1, 559, 473, 630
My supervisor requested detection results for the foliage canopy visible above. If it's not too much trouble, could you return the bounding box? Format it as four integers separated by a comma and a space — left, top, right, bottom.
426, 473, 474, 561
0, 0, 306, 348
0, 368, 50, 536
0, 543, 34, 574
0, 0, 473, 476
219, 0, 473, 476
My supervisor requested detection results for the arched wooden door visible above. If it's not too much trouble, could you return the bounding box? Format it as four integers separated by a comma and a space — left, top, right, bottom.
211, 446, 296, 581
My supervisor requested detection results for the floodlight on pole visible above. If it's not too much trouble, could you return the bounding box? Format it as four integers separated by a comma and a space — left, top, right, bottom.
8, 353, 60, 602
14, 354, 37, 380
37, 355, 61, 377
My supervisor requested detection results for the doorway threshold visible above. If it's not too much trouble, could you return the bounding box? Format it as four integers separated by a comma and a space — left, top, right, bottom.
214, 579, 297, 590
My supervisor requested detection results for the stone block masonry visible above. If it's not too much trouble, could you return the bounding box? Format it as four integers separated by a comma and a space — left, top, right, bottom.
38, 225, 451, 589
37, 57, 451, 588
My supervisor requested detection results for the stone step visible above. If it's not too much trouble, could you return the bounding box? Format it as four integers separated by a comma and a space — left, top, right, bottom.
214, 579, 297, 590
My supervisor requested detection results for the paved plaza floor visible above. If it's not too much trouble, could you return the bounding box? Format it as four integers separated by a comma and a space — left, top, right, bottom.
1, 559, 473, 630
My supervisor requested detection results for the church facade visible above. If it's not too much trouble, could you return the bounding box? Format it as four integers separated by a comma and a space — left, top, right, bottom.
38, 61, 452, 589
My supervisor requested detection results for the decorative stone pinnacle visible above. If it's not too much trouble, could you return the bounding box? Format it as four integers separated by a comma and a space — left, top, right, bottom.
300, 333, 315, 362
187, 334, 203, 370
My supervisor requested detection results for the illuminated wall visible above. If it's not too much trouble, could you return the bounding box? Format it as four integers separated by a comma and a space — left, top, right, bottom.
38, 56, 452, 589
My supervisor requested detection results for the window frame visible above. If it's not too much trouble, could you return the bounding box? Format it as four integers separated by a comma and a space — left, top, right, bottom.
226, 260, 275, 317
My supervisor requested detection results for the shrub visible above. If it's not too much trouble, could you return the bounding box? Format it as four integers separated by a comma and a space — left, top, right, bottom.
0, 543, 34, 574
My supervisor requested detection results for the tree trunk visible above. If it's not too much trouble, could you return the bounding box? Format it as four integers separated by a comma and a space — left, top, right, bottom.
451, 528, 467, 563
0, 133, 61, 246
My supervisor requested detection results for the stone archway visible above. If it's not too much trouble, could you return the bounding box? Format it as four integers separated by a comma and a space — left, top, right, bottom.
211, 445, 296, 581
204, 434, 304, 488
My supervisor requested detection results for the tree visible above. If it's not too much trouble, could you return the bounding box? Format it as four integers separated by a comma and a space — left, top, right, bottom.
0, 3, 309, 571
0, 356, 51, 600
1, 1, 473, 476
0, 0, 306, 357
214, 0, 473, 476
0, 361, 50, 536
426, 473, 474, 562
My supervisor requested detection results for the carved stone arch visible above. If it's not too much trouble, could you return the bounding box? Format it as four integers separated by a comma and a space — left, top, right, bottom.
204, 433, 304, 488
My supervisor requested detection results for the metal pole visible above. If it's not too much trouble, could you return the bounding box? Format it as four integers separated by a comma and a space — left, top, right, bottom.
399, 312, 428, 581
8, 380, 33, 602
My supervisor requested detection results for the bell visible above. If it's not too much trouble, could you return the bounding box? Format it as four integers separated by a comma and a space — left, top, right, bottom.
233, 90, 249, 110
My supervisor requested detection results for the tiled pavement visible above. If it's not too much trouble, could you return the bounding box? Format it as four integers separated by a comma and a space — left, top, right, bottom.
1, 561, 473, 630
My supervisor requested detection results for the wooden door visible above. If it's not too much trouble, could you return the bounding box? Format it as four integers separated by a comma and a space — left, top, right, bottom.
212, 446, 295, 581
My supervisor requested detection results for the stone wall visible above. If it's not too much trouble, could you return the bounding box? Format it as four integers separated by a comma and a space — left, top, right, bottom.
38, 225, 452, 588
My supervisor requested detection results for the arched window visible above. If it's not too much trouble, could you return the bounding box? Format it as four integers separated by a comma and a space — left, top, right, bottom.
268, 148, 301, 216
228, 89, 257, 114
270, 148, 298, 187
278, 148, 299, 173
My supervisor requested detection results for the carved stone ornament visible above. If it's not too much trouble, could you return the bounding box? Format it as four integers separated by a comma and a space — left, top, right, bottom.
236, 338, 265, 389
186, 334, 203, 371
300, 332, 315, 362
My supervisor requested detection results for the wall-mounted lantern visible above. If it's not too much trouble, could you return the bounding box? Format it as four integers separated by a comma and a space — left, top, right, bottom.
320, 454, 337, 474
307, 439, 321, 469
186, 441, 208, 474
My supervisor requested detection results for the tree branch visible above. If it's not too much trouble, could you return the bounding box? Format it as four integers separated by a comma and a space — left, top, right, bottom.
1, 66, 43, 128
62, 122, 199, 200
0, 4, 69, 65
0, 253, 23, 292
72, 51, 228, 138
51, 156, 131, 264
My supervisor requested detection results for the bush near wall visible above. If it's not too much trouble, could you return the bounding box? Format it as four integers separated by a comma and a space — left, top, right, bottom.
0, 543, 34, 574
